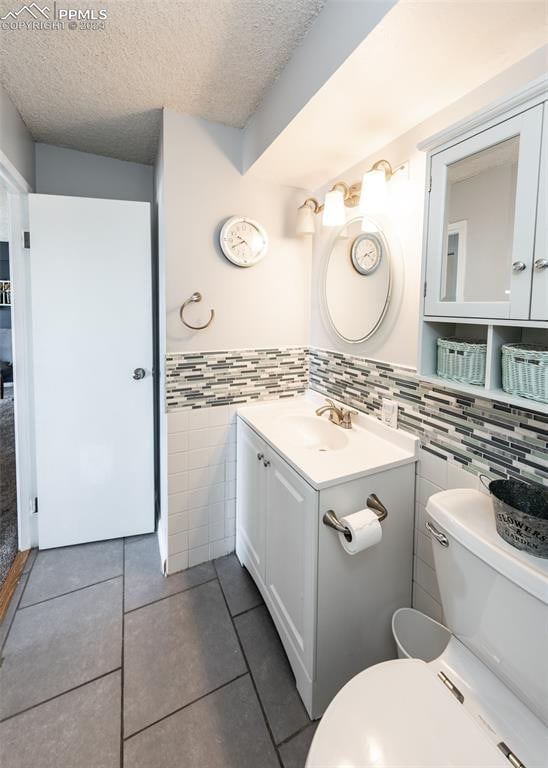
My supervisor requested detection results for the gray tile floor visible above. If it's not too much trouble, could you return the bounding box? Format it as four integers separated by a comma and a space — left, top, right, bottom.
0, 535, 318, 768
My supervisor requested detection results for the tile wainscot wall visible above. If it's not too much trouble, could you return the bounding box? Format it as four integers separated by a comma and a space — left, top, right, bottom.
165, 346, 548, 619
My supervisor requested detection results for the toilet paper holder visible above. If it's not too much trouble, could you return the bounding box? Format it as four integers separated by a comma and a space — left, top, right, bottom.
323, 494, 388, 542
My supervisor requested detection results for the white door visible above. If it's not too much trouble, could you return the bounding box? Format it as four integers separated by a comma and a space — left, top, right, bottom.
531, 103, 548, 321
265, 450, 317, 676
236, 420, 266, 580
29, 194, 154, 548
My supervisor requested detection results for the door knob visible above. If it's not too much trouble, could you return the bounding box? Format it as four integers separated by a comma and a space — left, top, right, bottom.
512, 261, 526, 272
133, 368, 146, 380
534, 259, 548, 271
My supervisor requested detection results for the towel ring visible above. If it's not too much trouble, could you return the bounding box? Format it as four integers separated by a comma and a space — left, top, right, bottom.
180, 292, 215, 330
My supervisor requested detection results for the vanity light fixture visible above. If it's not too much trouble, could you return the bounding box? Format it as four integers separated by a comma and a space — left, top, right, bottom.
296, 197, 320, 236
296, 159, 405, 236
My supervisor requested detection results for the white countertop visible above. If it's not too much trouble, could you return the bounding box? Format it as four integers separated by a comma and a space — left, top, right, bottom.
237, 392, 418, 490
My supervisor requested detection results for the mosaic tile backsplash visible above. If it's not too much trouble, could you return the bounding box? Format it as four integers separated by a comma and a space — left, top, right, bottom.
165, 347, 308, 410
165, 346, 547, 486
309, 348, 548, 486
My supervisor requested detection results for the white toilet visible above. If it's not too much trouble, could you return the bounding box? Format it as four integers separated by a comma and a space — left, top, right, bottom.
306, 489, 548, 767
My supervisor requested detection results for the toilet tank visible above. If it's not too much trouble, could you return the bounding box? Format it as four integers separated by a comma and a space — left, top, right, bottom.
426, 489, 548, 726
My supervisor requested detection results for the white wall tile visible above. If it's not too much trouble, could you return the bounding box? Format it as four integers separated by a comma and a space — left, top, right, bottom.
168, 531, 188, 556
188, 409, 210, 429
169, 452, 188, 475
165, 404, 238, 573
418, 477, 444, 507
167, 550, 188, 574
169, 511, 189, 534
168, 491, 188, 515
168, 432, 188, 453
168, 472, 188, 494
418, 447, 448, 488
189, 505, 209, 529
188, 525, 209, 549
168, 411, 189, 433
412, 582, 443, 623
189, 544, 210, 567
209, 500, 225, 528
210, 537, 233, 560
414, 556, 441, 603
188, 488, 209, 510
447, 461, 479, 491
415, 529, 435, 570
209, 521, 225, 543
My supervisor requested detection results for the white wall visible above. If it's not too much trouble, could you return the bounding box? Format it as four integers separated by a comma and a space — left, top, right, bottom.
158, 109, 311, 570
242, 0, 396, 174
0, 84, 34, 188
163, 109, 311, 354
309, 50, 548, 369
35, 144, 153, 202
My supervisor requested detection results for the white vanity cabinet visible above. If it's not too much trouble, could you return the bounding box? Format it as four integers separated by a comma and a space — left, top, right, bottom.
236, 414, 416, 719
236, 419, 317, 699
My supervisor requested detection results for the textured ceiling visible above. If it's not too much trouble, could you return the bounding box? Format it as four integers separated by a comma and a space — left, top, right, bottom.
0, 0, 326, 164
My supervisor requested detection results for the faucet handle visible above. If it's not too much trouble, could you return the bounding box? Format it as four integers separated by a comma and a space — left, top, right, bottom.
340, 407, 358, 428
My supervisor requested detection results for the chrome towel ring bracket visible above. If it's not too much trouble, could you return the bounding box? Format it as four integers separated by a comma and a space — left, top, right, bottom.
180, 292, 215, 330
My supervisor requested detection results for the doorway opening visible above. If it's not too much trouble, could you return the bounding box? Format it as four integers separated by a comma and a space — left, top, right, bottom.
0, 198, 17, 586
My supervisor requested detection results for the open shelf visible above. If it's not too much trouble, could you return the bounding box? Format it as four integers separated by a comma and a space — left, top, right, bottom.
419, 320, 548, 414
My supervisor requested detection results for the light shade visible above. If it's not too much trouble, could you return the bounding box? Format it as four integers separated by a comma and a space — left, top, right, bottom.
322, 189, 345, 227
296, 203, 316, 236
359, 169, 387, 216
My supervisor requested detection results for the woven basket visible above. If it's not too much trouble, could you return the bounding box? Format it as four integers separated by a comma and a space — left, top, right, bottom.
437, 337, 486, 385
502, 344, 548, 403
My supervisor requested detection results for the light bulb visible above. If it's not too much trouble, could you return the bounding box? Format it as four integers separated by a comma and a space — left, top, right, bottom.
322, 189, 345, 227
359, 169, 387, 216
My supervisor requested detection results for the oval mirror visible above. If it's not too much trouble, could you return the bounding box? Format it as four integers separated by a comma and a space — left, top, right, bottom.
323, 217, 391, 343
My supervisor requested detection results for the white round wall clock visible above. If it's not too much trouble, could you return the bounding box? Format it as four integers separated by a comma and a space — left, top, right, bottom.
220, 216, 268, 267
350, 232, 384, 275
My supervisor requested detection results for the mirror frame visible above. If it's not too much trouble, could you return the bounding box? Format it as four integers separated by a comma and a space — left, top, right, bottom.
321, 216, 392, 344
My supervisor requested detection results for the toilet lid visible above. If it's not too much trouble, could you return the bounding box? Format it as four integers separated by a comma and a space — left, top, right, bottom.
306, 659, 510, 768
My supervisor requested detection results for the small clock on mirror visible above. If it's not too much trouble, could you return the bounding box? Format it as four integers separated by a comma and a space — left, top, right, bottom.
350, 233, 384, 275
220, 216, 268, 267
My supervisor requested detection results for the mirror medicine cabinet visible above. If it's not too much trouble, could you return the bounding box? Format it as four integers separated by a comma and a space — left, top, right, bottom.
418, 76, 548, 412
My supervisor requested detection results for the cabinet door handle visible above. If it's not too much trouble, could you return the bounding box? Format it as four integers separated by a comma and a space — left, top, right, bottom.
512, 261, 527, 272
257, 453, 264, 461
263, 459, 271, 468
534, 259, 548, 271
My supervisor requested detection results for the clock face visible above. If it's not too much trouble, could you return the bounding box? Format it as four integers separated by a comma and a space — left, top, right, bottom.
350, 233, 383, 275
220, 217, 268, 267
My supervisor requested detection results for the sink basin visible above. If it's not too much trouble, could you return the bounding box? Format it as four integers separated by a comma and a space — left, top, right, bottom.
284, 415, 349, 452
237, 394, 418, 489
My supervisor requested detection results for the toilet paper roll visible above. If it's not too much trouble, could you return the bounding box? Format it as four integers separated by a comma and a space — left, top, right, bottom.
338, 508, 382, 555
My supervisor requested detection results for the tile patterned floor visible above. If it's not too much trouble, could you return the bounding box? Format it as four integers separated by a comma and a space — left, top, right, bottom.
0, 535, 318, 768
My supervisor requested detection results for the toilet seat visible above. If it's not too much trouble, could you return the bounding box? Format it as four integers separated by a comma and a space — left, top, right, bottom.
305, 659, 516, 768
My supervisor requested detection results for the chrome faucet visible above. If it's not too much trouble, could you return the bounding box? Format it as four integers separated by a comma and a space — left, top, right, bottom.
315, 398, 358, 429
